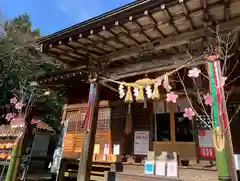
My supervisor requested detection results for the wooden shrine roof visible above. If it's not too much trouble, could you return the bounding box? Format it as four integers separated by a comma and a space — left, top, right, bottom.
38, 0, 240, 70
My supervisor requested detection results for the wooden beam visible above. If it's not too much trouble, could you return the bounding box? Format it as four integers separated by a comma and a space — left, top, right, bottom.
100, 81, 118, 92
99, 17, 240, 62
104, 53, 205, 80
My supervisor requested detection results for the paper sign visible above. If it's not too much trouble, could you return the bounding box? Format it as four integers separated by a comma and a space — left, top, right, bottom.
134, 131, 149, 155
104, 144, 109, 155
94, 144, 100, 154
145, 161, 154, 175
113, 144, 120, 155
155, 160, 166, 176
166, 161, 178, 177
234, 154, 240, 170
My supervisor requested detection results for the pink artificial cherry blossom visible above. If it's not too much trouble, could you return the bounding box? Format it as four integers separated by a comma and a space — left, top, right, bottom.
10, 97, 18, 104
188, 68, 201, 78
5, 113, 14, 121
155, 78, 163, 86
15, 102, 24, 110
166, 92, 178, 103
204, 93, 212, 106
183, 108, 195, 120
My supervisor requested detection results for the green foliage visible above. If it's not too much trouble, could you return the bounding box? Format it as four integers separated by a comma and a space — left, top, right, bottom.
0, 13, 66, 128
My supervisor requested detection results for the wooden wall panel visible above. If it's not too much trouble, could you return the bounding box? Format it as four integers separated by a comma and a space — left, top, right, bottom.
153, 142, 196, 160
63, 132, 110, 158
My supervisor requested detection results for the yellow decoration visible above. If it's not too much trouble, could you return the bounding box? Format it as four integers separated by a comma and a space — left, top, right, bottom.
212, 127, 225, 152
124, 86, 133, 103
136, 86, 144, 102
135, 78, 155, 86
152, 83, 160, 100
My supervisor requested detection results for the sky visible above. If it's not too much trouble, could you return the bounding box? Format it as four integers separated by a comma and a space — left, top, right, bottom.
0, 0, 134, 35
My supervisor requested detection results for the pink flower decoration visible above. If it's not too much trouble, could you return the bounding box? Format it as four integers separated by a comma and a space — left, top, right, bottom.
204, 93, 212, 106
15, 102, 24, 110
188, 68, 201, 78
219, 76, 227, 88
10, 97, 18, 104
5, 113, 14, 121
155, 78, 163, 86
166, 92, 178, 103
183, 108, 195, 120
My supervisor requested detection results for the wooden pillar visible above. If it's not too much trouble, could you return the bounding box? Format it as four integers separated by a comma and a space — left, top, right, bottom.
77, 77, 100, 181
169, 103, 176, 143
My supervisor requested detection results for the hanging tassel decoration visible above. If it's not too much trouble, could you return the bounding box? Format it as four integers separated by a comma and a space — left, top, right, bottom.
136, 86, 144, 102
152, 83, 160, 100
125, 104, 132, 135
124, 86, 133, 103
119, 84, 125, 99
163, 75, 172, 92
145, 85, 152, 99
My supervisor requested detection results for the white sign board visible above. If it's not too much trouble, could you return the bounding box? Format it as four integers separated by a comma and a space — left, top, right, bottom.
234, 154, 240, 170
155, 160, 166, 176
166, 161, 178, 177
113, 144, 120, 155
198, 130, 213, 147
134, 131, 149, 155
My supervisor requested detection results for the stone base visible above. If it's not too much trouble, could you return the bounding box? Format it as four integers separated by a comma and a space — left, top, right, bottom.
104, 172, 181, 181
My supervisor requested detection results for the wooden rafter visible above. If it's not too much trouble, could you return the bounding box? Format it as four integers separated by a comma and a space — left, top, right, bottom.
178, 0, 194, 31
128, 16, 152, 42
99, 17, 240, 62
161, 4, 179, 35
143, 10, 165, 39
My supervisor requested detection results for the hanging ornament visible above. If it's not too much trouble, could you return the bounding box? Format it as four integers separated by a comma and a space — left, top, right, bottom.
152, 83, 160, 100
133, 87, 139, 98
145, 85, 152, 99
204, 93, 212, 106
163, 75, 172, 92
136, 86, 144, 102
155, 78, 163, 87
188, 68, 201, 78
183, 108, 195, 120
124, 86, 133, 103
118, 84, 125, 99
166, 92, 178, 103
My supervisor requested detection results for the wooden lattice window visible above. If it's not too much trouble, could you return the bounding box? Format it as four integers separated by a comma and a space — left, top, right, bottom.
196, 114, 212, 130
65, 110, 79, 131
111, 105, 128, 130
97, 107, 111, 131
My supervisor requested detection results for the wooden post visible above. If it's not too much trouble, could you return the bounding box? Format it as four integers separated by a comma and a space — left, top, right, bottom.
77, 76, 100, 181
216, 62, 238, 181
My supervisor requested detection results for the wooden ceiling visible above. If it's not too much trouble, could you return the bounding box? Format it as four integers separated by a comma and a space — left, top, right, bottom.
37, 0, 240, 81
